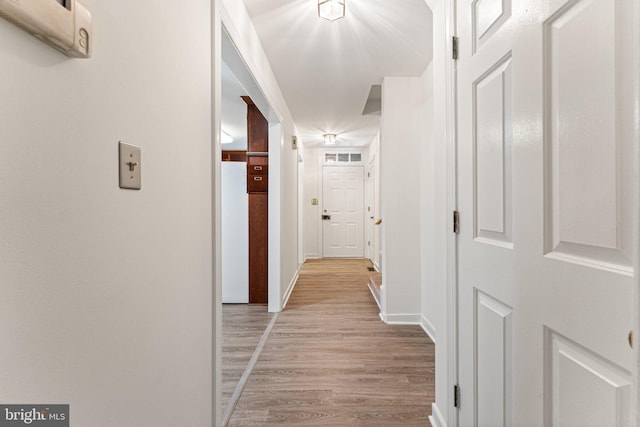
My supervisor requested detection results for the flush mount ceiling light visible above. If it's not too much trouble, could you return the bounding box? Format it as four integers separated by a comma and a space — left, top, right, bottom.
318, 0, 345, 22
323, 133, 337, 145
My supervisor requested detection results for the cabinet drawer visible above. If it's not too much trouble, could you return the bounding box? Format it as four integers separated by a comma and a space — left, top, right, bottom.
247, 174, 268, 193
248, 164, 268, 175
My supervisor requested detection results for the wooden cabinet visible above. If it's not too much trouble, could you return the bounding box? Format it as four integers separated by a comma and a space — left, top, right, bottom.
243, 96, 269, 305
247, 156, 268, 193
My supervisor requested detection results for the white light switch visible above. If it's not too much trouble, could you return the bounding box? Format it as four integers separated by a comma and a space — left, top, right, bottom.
119, 141, 141, 190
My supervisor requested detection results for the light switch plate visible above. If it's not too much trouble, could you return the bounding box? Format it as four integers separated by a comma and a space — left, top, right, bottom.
119, 141, 141, 190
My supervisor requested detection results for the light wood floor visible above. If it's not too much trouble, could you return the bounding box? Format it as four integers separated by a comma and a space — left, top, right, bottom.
222, 304, 274, 411
225, 258, 435, 426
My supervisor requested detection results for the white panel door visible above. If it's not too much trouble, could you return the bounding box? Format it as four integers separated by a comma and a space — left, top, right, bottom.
322, 166, 365, 258
456, 0, 636, 425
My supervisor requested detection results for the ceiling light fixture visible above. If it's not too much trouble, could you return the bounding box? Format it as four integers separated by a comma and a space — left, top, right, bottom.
221, 131, 233, 144
323, 133, 337, 145
318, 0, 345, 22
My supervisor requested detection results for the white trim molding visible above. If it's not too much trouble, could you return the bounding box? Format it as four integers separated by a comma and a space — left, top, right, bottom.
429, 403, 446, 427
420, 314, 436, 344
282, 265, 302, 311
632, 0, 640, 421
367, 281, 381, 310
381, 313, 422, 324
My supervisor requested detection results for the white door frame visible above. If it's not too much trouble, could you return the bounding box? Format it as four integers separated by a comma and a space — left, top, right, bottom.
446, 1, 459, 426
632, 0, 640, 421
212, 4, 222, 425
365, 160, 376, 263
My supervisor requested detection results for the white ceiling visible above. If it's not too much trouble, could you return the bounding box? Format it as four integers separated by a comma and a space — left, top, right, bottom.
241, 0, 433, 147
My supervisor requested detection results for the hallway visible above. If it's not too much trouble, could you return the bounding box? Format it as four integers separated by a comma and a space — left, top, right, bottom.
224, 259, 435, 426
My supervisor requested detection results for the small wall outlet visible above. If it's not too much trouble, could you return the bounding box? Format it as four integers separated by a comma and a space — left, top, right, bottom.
119, 141, 141, 190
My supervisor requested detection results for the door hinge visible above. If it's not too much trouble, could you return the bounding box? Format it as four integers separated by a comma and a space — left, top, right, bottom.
453, 210, 460, 234
454, 384, 460, 408
452, 36, 459, 60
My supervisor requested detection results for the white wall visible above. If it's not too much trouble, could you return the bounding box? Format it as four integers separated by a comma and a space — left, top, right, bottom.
222, 162, 249, 303
218, 0, 301, 313
0, 1, 213, 426
380, 77, 423, 323
277, 126, 302, 309
303, 147, 322, 259
297, 148, 305, 265
371, 134, 382, 270
268, 123, 282, 312
363, 133, 382, 270
419, 62, 437, 340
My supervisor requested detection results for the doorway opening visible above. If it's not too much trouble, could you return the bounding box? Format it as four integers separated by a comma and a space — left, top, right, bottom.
218, 25, 282, 423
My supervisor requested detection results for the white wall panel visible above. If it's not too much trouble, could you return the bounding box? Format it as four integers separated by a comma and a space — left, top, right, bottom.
329, 188, 343, 212
475, 290, 513, 427
474, 55, 513, 248
473, 0, 511, 53
346, 189, 357, 213
545, 0, 631, 272
346, 222, 357, 248
547, 330, 631, 427
328, 223, 342, 249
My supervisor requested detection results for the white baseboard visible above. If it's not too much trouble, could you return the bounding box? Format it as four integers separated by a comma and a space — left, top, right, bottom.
367, 282, 381, 309
420, 314, 436, 344
379, 314, 435, 343
429, 403, 446, 427
304, 254, 320, 261
281, 267, 301, 310
380, 313, 421, 324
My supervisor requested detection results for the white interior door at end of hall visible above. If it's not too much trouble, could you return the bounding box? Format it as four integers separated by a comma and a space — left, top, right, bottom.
322, 166, 365, 258
456, 0, 636, 426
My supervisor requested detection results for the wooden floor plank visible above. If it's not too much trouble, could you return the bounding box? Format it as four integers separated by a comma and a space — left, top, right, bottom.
222, 304, 274, 411
226, 259, 435, 426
